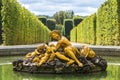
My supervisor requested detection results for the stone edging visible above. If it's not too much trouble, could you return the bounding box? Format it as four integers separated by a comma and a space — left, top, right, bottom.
0, 42, 120, 56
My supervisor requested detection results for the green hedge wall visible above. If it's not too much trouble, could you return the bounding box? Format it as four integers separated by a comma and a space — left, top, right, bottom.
38, 16, 47, 25
96, 1, 112, 45
73, 13, 96, 44
117, 0, 120, 45
55, 24, 64, 34
46, 19, 56, 31
64, 19, 73, 40
1, 0, 50, 45
73, 17, 83, 26
96, 0, 120, 45
70, 0, 120, 46
0, 0, 2, 44
70, 27, 77, 42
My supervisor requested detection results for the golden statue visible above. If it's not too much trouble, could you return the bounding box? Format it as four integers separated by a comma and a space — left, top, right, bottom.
24, 30, 96, 67
50, 30, 83, 67
25, 49, 40, 59
34, 43, 75, 66
80, 45, 96, 58
13, 30, 107, 73
25, 44, 46, 62
37, 44, 56, 66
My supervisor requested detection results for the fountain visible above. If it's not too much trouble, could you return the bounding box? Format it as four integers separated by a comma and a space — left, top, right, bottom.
12, 30, 107, 73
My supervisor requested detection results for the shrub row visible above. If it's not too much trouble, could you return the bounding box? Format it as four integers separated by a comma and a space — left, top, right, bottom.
37, 15, 83, 40
0, 0, 2, 44
71, 0, 120, 46
64, 19, 74, 40
1, 0, 50, 45
38, 16, 47, 25
76, 14, 96, 44
70, 27, 77, 42
46, 19, 56, 31
73, 17, 83, 26
96, 0, 120, 45
71, 14, 96, 44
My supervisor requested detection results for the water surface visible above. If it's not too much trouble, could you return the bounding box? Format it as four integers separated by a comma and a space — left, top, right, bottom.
0, 56, 120, 80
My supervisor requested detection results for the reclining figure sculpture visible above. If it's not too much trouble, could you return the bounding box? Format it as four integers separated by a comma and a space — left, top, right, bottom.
12, 30, 107, 73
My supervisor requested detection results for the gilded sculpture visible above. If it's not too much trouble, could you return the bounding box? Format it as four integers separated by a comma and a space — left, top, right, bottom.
12, 30, 107, 73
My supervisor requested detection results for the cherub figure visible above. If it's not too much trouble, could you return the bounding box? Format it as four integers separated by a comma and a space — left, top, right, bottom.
36, 43, 57, 66
50, 30, 83, 67
36, 43, 75, 66
25, 44, 45, 62
80, 45, 96, 59
23, 44, 46, 66
25, 49, 40, 59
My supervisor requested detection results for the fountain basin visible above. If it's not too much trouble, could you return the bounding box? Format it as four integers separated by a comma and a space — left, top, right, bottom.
12, 55, 107, 73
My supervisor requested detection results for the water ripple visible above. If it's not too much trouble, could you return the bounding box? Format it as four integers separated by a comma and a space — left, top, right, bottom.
0, 62, 12, 65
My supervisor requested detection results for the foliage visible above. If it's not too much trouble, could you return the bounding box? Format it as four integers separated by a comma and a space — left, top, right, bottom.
53, 10, 74, 25
74, 13, 96, 44
70, 0, 120, 46
46, 19, 56, 31
38, 16, 47, 25
70, 27, 77, 42
0, 0, 2, 44
1, 0, 50, 45
55, 24, 64, 36
73, 16, 83, 26
64, 19, 73, 40
96, 0, 120, 45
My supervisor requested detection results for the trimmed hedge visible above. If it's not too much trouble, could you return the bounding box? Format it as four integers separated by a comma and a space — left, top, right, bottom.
55, 24, 65, 35
1, 0, 50, 45
46, 19, 56, 31
73, 17, 83, 26
64, 19, 73, 40
96, 0, 120, 45
70, 27, 77, 42
0, 0, 2, 44
73, 13, 96, 44
38, 16, 47, 25
70, 0, 120, 46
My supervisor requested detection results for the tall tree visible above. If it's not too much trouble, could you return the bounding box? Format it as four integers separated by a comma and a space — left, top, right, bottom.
64, 10, 74, 19
53, 10, 74, 25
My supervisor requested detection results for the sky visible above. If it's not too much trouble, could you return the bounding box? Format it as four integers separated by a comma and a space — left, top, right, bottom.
17, 0, 105, 16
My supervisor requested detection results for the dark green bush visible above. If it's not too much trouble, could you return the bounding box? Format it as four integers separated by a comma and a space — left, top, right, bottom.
38, 16, 47, 25
73, 17, 83, 26
46, 19, 56, 31
64, 19, 73, 39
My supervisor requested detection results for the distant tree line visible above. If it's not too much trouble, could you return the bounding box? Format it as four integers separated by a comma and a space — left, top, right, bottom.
38, 10, 83, 40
